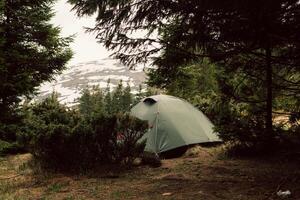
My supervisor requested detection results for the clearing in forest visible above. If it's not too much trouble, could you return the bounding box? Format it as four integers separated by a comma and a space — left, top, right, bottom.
0, 146, 299, 200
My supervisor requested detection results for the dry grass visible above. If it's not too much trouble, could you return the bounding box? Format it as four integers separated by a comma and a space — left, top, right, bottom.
0, 146, 300, 200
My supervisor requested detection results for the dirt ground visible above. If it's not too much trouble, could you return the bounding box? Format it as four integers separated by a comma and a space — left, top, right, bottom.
1, 146, 300, 200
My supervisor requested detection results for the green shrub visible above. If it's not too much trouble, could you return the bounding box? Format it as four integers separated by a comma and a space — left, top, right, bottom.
30, 113, 147, 170
26, 92, 148, 171
0, 140, 24, 155
114, 114, 148, 165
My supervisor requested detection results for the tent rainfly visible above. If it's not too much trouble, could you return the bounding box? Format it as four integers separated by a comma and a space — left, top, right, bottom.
131, 95, 221, 154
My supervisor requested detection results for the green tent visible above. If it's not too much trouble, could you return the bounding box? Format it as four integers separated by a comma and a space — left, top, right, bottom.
131, 95, 222, 154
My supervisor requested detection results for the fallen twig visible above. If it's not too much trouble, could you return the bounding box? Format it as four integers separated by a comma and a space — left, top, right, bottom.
0, 174, 22, 180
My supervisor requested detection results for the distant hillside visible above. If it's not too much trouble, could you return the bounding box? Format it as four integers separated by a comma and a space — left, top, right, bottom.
37, 58, 146, 106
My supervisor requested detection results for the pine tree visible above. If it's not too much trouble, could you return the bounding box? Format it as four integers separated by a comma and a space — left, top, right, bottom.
111, 80, 123, 114
104, 79, 112, 115
69, 0, 300, 139
0, 0, 73, 123
121, 82, 132, 112
133, 85, 143, 105
0, 0, 72, 142
0, 0, 4, 66
78, 88, 93, 118
78, 86, 105, 118
92, 86, 105, 116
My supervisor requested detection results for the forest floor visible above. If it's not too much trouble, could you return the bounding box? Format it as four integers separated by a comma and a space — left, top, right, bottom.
1, 146, 300, 200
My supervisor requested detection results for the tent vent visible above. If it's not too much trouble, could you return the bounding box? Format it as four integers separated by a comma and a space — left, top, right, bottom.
143, 98, 157, 105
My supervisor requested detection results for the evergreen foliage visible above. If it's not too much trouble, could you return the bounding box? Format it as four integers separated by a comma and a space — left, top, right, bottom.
20, 83, 148, 170
79, 80, 135, 117
68, 0, 300, 147
0, 0, 73, 143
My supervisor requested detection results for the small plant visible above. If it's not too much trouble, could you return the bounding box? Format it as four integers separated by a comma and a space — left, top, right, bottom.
47, 183, 63, 193
47, 182, 69, 193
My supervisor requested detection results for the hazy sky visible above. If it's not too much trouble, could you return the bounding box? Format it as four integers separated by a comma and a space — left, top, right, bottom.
52, 0, 111, 65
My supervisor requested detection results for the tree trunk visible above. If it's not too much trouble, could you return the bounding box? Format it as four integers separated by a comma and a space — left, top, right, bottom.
265, 45, 273, 137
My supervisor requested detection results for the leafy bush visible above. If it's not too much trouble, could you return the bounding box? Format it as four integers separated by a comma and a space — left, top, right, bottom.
0, 109, 28, 155
25, 90, 148, 171
114, 114, 148, 165
30, 113, 147, 170
0, 140, 25, 155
